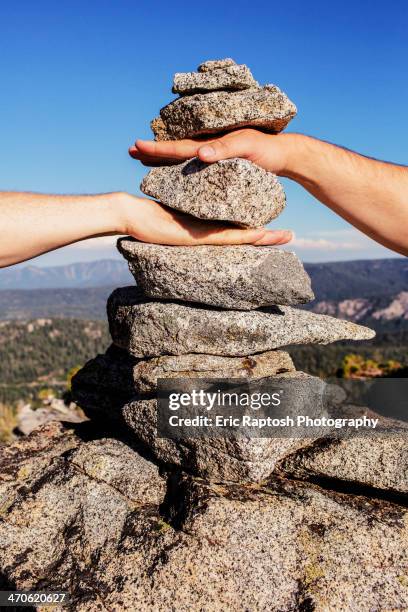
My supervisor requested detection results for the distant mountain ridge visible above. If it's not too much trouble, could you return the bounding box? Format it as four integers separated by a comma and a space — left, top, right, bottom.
304, 258, 407, 300
0, 286, 114, 320
0, 259, 133, 290
0, 257, 406, 294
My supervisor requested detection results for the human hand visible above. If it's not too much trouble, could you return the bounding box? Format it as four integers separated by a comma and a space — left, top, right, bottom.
129, 128, 298, 176
117, 193, 292, 246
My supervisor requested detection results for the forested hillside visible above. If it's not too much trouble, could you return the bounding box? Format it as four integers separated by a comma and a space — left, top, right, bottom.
289, 329, 408, 377
0, 319, 110, 403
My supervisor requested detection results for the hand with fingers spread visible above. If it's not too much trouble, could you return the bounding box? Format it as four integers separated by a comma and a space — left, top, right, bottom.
130, 129, 408, 256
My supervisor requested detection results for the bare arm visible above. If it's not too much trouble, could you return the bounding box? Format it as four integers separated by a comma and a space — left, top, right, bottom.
0, 191, 291, 268
131, 130, 408, 256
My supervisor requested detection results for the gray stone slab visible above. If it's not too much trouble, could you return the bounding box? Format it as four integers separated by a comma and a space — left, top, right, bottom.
140, 157, 285, 227
118, 240, 313, 309
122, 373, 317, 483
157, 86, 297, 139
133, 350, 295, 394
72, 344, 296, 399
172, 64, 258, 94
279, 433, 408, 495
107, 287, 376, 358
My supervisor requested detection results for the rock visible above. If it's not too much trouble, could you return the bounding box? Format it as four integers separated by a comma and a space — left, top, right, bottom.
108, 287, 376, 358
0, 421, 80, 489
140, 158, 285, 227
72, 344, 295, 399
0, 425, 168, 609
198, 58, 236, 72
157, 86, 297, 139
2, 426, 407, 611
70, 438, 165, 505
150, 115, 171, 141
16, 399, 86, 436
157, 475, 408, 612
71, 344, 138, 424
119, 240, 313, 309
278, 434, 408, 496
172, 64, 258, 94
122, 376, 316, 483
132, 350, 295, 395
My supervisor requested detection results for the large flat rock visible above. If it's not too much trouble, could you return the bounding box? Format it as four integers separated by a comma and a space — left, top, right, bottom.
118, 240, 313, 309
73, 344, 295, 400
134, 350, 294, 394
108, 287, 375, 358
154, 476, 408, 612
157, 86, 297, 139
2, 426, 408, 610
140, 157, 285, 227
172, 64, 258, 94
279, 434, 408, 496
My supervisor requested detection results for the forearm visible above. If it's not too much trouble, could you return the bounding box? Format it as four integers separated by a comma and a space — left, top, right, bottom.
0, 191, 124, 267
281, 134, 408, 255
0, 190, 288, 268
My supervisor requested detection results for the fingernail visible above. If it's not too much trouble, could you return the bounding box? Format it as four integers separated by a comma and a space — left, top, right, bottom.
199, 145, 216, 158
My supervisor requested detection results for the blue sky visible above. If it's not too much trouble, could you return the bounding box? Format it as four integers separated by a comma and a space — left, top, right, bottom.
1, 0, 407, 265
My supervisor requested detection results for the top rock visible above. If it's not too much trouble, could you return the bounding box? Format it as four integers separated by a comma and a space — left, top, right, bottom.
173, 64, 258, 95
152, 59, 297, 140
198, 58, 236, 72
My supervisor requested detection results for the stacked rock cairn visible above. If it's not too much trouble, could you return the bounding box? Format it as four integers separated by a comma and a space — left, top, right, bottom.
4, 59, 408, 612
73, 58, 375, 483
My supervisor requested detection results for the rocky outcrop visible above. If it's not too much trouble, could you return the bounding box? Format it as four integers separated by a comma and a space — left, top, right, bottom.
309, 291, 408, 326
1, 423, 408, 611
16, 398, 86, 436
373, 291, 408, 321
